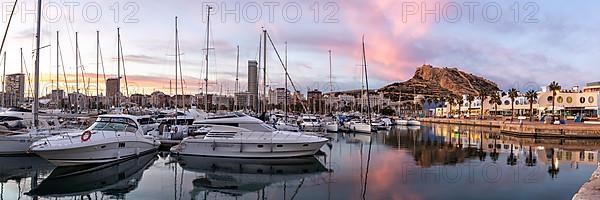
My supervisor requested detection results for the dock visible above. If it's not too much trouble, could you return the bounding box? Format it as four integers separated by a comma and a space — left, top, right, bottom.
421, 118, 600, 138
573, 166, 600, 200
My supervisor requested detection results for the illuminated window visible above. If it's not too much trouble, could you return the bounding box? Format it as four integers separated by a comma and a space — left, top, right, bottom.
580, 97, 586, 104
589, 97, 595, 104
567, 97, 573, 104
557, 96, 563, 103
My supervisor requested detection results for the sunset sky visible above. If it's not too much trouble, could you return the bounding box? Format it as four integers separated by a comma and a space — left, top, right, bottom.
1, 0, 599, 96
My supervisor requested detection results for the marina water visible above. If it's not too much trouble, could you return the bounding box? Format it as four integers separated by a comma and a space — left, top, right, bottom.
1, 123, 597, 200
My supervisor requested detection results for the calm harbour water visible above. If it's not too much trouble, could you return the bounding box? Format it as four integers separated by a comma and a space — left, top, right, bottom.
1, 123, 599, 200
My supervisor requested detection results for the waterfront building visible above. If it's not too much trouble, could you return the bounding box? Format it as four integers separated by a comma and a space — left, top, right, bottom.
268, 87, 290, 108
130, 94, 151, 107
150, 91, 169, 108
307, 89, 323, 114
248, 60, 259, 111
106, 78, 121, 107
3, 73, 25, 107
538, 84, 599, 118
583, 81, 600, 93
234, 92, 253, 111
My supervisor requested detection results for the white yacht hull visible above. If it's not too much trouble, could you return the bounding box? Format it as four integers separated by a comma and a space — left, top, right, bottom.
407, 120, 421, 126
325, 123, 338, 132
397, 120, 408, 126
171, 140, 327, 158
350, 124, 371, 133
275, 123, 300, 132
0, 134, 48, 155
32, 138, 159, 166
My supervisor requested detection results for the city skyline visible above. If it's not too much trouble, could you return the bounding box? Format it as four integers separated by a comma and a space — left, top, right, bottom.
1, 0, 599, 96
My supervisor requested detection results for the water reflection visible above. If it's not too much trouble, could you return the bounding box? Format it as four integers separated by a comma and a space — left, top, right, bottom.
28, 152, 157, 199
173, 156, 328, 198
0, 156, 54, 200
395, 123, 600, 173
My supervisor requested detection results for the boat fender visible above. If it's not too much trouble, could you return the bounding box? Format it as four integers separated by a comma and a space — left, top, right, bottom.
81, 130, 92, 142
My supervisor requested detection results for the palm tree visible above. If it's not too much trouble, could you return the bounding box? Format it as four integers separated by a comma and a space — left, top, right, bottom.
508, 88, 519, 120
548, 81, 561, 116
489, 92, 501, 119
439, 96, 446, 117
466, 94, 475, 118
447, 95, 455, 117
478, 89, 488, 119
525, 90, 538, 122
457, 98, 464, 118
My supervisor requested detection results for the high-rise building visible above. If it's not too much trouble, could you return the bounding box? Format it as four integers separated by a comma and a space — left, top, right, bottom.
269, 88, 290, 107
307, 89, 323, 114
247, 60, 258, 111
106, 78, 121, 106
4, 73, 25, 107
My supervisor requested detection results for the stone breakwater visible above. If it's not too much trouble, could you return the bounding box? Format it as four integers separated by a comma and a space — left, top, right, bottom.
421, 118, 600, 138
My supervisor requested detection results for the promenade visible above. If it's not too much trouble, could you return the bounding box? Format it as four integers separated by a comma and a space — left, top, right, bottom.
421, 118, 600, 138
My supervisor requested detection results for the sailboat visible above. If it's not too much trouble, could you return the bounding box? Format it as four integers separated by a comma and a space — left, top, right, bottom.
274, 41, 300, 132
0, 0, 69, 155
324, 50, 339, 132
349, 39, 372, 134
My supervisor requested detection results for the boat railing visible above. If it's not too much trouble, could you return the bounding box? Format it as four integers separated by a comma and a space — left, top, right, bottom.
41, 125, 134, 146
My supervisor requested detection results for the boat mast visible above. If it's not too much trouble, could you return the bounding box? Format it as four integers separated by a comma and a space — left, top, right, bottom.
362, 36, 371, 122
96, 31, 99, 112
33, 0, 42, 128
20, 48, 23, 73
75, 32, 79, 114
262, 29, 267, 114
204, 6, 212, 112
175, 16, 179, 110
117, 28, 121, 107
329, 50, 333, 114
360, 59, 364, 114
1, 52, 5, 108
56, 31, 59, 92
284, 41, 288, 121
235, 45, 239, 110
174, 16, 179, 124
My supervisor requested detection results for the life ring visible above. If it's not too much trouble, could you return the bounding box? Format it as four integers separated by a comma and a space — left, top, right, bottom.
81, 130, 92, 142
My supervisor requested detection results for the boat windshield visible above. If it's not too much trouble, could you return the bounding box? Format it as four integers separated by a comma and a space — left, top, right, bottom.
239, 123, 276, 132
91, 117, 138, 133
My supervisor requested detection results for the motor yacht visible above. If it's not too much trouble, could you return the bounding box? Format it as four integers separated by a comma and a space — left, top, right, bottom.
322, 116, 339, 132
29, 114, 161, 166
299, 115, 322, 132
171, 113, 329, 158
407, 118, 421, 126
0, 125, 77, 155
274, 120, 300, 132
348, 119, 371, 134
0, 107, 33, 130
397, 118, 409, 126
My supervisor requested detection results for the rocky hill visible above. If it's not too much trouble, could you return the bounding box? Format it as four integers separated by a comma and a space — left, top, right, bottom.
379, 65, 499, 100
